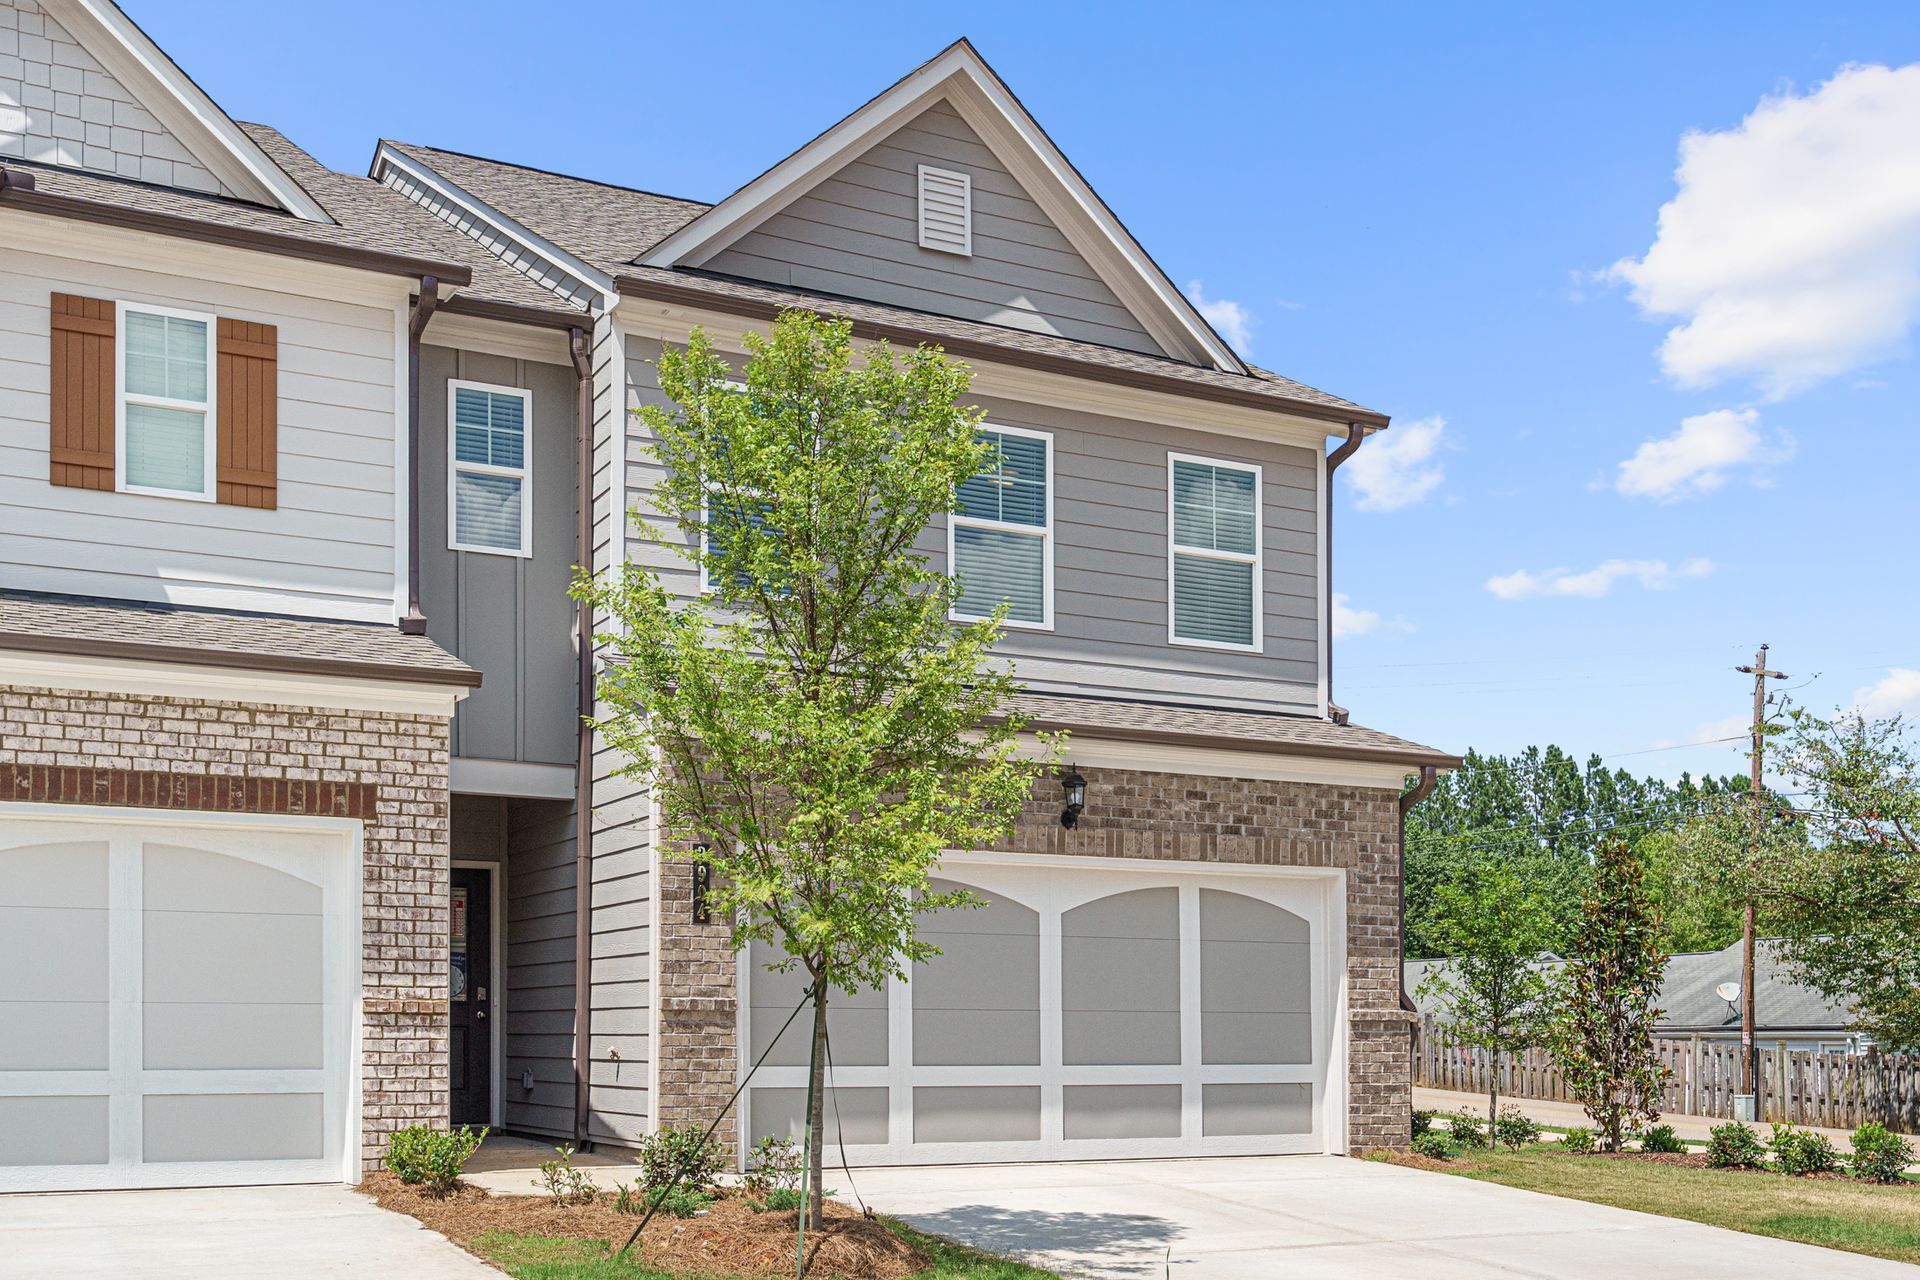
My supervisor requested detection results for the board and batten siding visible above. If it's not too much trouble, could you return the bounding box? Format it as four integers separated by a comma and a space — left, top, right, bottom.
703, 100, 1165, 357
0, 242, 401, 622
418, 344, 578, 767
621, 334, 1321, 714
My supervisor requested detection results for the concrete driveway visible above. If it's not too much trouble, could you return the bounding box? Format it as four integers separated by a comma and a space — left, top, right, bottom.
852, 1156, 1914, 1278
0, 1184, 491, 1279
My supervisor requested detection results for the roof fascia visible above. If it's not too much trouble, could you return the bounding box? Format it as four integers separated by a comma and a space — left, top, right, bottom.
52, 0, 331, 222
371, 143, 619, 308
637, 43, 1246, 373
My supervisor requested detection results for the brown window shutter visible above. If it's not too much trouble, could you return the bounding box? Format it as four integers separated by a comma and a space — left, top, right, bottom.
217, 318, 278, 509
48, 293, 116, 491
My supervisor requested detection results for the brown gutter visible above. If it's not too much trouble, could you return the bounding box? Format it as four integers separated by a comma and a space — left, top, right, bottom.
400, 278, 441, 636
1398, 765, 1439, 1018
438, 293, 592, 331
0, 632, 480, 687
0, 166, 473, 285
611, 271, 1390, 430
1323, 424, 1366, 726
568, 324, 595, 1146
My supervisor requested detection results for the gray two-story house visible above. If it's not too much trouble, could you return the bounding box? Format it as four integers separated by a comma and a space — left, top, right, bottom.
0, 0, 1453, 1192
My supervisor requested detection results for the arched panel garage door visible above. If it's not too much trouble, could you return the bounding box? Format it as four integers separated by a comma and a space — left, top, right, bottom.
0, 810, 358, 1192
741, 855, 1342, 1164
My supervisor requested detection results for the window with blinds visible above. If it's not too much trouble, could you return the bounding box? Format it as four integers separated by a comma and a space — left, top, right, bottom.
449, 381, 532, 555
951, 427, 1051, 627
1169, 455, 1261, 650
119, 303, 215, 500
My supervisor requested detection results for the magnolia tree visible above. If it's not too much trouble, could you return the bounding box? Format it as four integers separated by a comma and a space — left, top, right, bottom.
577, 311, 1060, 1229
1416, 854, 1556, 1131
1550, 837, 1668, 1151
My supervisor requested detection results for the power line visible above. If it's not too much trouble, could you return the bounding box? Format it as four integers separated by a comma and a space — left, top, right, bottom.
1603, 735, 1747, 760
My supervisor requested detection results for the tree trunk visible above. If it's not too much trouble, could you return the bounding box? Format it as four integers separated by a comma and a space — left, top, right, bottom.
1488, 1074, 1498, 1135
807, 982, 828, 1233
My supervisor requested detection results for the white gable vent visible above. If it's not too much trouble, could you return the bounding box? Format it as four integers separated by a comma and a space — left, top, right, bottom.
917, 165, 973, 256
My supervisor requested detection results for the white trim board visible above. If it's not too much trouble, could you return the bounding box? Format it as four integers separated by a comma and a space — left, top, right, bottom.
1035, 735, 1415, 790
0, 649, 469, 718
637, 41, 1245, 374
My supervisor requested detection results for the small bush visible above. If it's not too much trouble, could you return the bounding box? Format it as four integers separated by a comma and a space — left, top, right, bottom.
611, 1181, 639, 1215
1559, 1126, 1596, 1154
1411, 1132, 1453, 1161
1411, 1109, 1436, 1140
1449, 1108, 1489, 1150
638, 1124, 726, 1191
1770, 1124, 1840, 1176
1640, 1124, 1685, 1154
1493, 1105, 1541, 1150
385, 1124, 486, 1195
1706, 1121, 1767, 1170
1848, 1122, 1915, 1184
538, 1143, 598, 1205
742, 1135, 804, 1196
646, 1185, 716, 1218
754, 1187, 806, 1212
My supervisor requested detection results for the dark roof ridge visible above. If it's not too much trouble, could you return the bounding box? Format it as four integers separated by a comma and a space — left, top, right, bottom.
381, 139, 710, 211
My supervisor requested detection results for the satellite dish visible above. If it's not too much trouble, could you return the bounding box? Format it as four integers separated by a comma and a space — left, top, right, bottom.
1715, 981, 1742, 1003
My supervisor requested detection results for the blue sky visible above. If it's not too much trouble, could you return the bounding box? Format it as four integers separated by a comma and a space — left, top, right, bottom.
136, 2, 1920, 782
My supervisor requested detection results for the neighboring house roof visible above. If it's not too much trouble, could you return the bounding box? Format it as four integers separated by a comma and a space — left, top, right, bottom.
1008, 692, 1458, 768
0, 591, 479, 687
1407, 939, 1853, 1033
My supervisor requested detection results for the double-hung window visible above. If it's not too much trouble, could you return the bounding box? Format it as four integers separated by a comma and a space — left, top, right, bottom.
950, 425, 1052, 628
448, 380, 532, 556
117, 302, 215, 501
1169, 453, 1262, 650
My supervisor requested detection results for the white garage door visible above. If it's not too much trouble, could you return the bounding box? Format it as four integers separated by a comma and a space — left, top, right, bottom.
741, 854, 1343, 1164
0, 810, 358, 1192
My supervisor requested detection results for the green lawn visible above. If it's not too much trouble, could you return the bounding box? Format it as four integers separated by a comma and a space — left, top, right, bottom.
470, 1219, 1058, 1280
1410, 1145, 1920, 1265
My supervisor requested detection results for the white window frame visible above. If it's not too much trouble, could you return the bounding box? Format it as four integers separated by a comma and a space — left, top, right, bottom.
948, 423, 1054, 632
446, 378, 533, 558
1167, 450, 1263, 653
115, 300, 217, 503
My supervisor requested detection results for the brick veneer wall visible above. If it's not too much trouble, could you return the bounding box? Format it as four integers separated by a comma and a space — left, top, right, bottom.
0, 683, 452, 1171
656, 764, 1415, 1154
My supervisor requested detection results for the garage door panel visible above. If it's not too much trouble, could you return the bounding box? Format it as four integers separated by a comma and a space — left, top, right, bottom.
142, 845, 322, 916
0, 841, 108, 907
1201, 1082, 1313, 1137
142, 1092, 325, 1163
142, 910, 324, 1006
1199, 888, 1309, 944
0, 1001, 109, 1070
913, 1008, 1040, 1067
1062, 1084, 1181, 1140
912, 1086, 1041, 1143
1201, 940, 1311, 1013
1202, 1011, 1312, 1065
1063, 1010, 1181, 1066
144, 1001, 325, 1071
0, 903, 109, 1001
0, 1095, 109, 1166
749, 1086, 889, 1146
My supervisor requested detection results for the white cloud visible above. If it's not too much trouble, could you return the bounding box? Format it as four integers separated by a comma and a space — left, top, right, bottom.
1186, 280, 1255, 353
1854, 668, 1920, 718
1614, 408, 1793, 501
1486, 557, 1714, 600
1608, 63, 1920, 395
1331, 594, 1382, 639
1346, 415, 1447, 512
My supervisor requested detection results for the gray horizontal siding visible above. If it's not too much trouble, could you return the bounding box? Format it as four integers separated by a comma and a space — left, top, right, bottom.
705, 100, 1164, 356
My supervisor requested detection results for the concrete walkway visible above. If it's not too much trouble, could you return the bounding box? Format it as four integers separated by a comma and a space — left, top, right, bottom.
0, 1184, 493, 1279
1416, 1085, 1867, 1148
850, 1155, 1913, 1278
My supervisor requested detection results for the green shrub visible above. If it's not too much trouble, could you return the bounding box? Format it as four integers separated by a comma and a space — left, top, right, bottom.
1706, 1121, 1767, 1169
384, 1124, 486, 1195
753, 1187, 806, 1212
1640, 1124, 1685, 1154
1449, 1108, 1489, 1150
1559, 1126, 1596, 1154
637, 1124, 725, 1191
1411, 1109, 1436, 1140
742, 1135, 804, 1196
1411, 1131, 1453, 1161
1493, 1105, 1541, 1150
1848, 1122, 1915, 1184
1770, 1124, 1840, 1176
646, 1185, 716, 1218
538, 1143, 597, 1205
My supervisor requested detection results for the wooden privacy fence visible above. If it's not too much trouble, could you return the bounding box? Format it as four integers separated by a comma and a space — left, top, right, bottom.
1415, 1017, 1920, 1134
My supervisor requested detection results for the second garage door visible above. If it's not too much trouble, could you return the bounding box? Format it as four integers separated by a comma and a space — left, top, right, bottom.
0, 810, 357, 1193
742, 854, 1343, 1163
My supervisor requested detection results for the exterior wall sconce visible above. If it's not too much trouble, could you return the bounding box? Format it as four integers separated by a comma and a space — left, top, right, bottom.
1059, 767, 1088, 829
691, 847, 712, 923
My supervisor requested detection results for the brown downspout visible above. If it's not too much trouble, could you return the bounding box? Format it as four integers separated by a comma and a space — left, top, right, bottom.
401, 277, 441, 635
569, 325, 595, 1145
1323, 423, 1365, 726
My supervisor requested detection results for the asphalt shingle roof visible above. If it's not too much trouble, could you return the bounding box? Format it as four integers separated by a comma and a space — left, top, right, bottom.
1007, 692, 1456, 767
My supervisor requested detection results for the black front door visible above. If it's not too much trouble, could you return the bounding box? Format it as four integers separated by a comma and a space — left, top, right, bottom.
450, 868, 493, 1128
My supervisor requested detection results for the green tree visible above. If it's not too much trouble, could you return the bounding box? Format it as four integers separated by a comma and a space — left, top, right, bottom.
1415, 854, 1556, 1131
1550, 837, 1669, 1151
578, 312, 1060, 1227
1677, 709, 1920, 1051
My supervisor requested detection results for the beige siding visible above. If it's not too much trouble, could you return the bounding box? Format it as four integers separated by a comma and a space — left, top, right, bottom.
705, 100, 1164, 356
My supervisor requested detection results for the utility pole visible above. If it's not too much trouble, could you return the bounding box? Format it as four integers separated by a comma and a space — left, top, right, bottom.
1734, 644, 1787, 1114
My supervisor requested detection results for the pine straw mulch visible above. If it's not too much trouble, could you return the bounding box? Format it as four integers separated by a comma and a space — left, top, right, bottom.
361, 1172, 928, 1279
